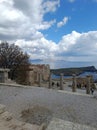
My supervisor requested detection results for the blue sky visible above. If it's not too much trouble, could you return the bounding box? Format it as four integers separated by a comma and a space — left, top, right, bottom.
0, 0, 97, 69
43, 0, 97, 42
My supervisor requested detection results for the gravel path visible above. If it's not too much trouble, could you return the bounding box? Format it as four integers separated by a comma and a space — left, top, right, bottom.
0, 85, 97, 128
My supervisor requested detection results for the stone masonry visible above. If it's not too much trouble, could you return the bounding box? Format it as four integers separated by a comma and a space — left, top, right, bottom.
27, 64, 50, 86
0, 68, 10, 83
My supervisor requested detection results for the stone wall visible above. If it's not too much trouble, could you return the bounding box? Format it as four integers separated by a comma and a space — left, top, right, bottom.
27, 64, 50, 85
0, 69, 10, 83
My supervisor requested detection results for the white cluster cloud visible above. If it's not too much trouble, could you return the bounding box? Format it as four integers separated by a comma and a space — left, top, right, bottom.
57, 31, 97, 62
15, 36, 59, 59
0, 0, 59, 40
42, 0, 60, 13
57, 17, 69, 28
15, 30, 97, 63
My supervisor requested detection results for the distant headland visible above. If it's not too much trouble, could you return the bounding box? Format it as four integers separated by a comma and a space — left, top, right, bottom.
50, 66, 97, 76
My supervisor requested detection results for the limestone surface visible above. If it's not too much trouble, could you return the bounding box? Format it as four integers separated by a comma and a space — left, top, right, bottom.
46, 118, 97, 130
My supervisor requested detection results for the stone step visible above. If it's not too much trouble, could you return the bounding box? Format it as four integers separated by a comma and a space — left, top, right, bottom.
46, 118, 97, 130
0, 104, 39, 130
6, 79, 16, 84
0, 104, 6, 114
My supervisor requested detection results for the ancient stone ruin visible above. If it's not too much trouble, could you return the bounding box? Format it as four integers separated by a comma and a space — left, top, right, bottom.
0, 66, 95, 96
48, 73, 95, 94
25, 64, 50, 86
0, 68, 10, 83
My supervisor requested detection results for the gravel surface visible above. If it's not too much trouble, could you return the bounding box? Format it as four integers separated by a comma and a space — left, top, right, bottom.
0, 85, 97, 128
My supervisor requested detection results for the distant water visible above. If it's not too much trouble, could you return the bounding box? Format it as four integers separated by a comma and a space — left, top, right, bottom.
30, 59, 97, 69
52, 72, 97, 81
78, 71, 97, 81
51, 74, 72, 79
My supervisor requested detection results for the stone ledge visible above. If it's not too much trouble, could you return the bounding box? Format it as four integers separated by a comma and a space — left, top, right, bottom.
46, 118, 97, 130
0, 83, 30, 88
1, 111, 13, 121
0, 104, 6, 114
58, 90, 93, 97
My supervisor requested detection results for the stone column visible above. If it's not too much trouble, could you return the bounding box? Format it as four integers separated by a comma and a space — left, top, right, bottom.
49, 73, 52, 89
36, 71, 39, 82
38, 73, 42, 87
72, 74, 77, 92
86, 75, 91, 94
60, 73, 64, 90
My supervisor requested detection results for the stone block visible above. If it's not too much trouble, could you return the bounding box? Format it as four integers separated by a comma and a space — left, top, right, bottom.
1, 111, 12, 121
46, 118, 97, 130
22, 123, 39, 130
39, 123, 47, 130
0, 104, 6, 114
8, 119, 25, 129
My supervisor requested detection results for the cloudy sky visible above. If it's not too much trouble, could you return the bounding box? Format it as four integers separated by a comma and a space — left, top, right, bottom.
0, 0, 97, 69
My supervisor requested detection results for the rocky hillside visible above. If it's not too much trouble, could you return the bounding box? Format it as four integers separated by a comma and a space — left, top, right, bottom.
51, 66, 97, 76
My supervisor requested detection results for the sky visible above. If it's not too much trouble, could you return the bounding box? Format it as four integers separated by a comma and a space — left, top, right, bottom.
0, 0, 97, 69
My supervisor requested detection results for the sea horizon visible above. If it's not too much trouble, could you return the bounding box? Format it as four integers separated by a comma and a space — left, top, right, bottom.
30, 59, 97, 69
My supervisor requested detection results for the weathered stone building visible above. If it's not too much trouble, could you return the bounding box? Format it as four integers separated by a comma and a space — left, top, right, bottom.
0, 69, 10, 83
26, 64, 50, 85
0, 64, 50, 86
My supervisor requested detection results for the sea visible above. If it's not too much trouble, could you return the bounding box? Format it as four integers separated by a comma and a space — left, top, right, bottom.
52, 72, 97, 81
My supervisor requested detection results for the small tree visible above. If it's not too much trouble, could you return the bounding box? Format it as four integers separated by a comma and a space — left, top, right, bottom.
0, 41, 30, 83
